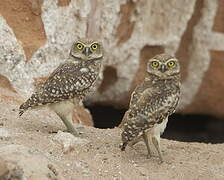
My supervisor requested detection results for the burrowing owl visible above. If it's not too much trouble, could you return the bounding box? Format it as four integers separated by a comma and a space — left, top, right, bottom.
19, 38, 103, 136
120, 54, 181, 163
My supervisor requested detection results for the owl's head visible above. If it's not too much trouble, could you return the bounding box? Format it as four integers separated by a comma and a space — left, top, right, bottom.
70, 38, 103, 60
147, 54, 180, 78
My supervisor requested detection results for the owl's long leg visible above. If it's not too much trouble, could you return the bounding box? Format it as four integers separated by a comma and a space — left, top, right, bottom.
60, 112, 79, 136
128, 136, 141, 148
152, 135, 163, 163
143, 131, 152, 158
49, 101, 79, 137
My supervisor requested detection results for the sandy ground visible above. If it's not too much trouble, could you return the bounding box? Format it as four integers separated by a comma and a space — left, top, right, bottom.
0, 92, 224, 180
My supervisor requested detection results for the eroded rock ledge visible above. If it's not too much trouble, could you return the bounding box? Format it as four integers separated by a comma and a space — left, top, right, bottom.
0, 0, 224, 118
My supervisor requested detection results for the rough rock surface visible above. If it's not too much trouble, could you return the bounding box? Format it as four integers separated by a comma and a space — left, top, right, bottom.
0, 96, 224, 179
53, 130, 89, 153
0, 128, 10, 140
0, 145, 64, 180
0, 0, 224, 118
0, 157, 24, 180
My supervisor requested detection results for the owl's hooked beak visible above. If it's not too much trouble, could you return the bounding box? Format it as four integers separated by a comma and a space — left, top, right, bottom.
82, 47, 92, 56
159, 64, 168, 73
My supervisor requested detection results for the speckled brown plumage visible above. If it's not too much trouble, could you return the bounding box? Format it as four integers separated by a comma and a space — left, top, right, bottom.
120, 54, 181, 163
19, 61, 100, 112
19, 38, 103, 136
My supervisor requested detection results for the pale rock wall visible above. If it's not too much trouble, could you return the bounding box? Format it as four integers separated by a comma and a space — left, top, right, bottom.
0, 0, 224, 118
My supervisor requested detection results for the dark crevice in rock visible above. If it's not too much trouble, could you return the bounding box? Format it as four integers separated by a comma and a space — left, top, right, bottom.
98, 66, 118, 93
175, 0, 204, 81
0, 74, 16, 92
87, 104, 224, 143
164, 114, 224, 144
0, 0, 46, 60
132, 45, 164, 88
116, 0, 136, 45
58, 0, 71, 7
86, 104, 125, 129
86, 0, 100, 38
212, 0, 224, 33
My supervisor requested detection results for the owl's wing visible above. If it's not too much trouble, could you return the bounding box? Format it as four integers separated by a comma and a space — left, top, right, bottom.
45, 61, 93, 93
34, 62, 94, 104
19, 62, 96, 115
136, 88, 179, 124
121, 86, 180, 150
47, 63, 69, 79
119, 83, 146, 127
129, 83, 146, 108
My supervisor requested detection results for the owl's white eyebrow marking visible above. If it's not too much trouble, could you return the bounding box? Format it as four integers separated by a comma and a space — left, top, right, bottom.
166, 58, 177, 62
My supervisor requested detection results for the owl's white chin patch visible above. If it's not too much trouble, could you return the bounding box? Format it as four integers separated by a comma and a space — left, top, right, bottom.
80, 68, 89, 73
72, 60, 80, 64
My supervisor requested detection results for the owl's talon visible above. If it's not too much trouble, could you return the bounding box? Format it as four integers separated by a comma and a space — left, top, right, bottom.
158, 159, 164, 164
66, 128, 79, 137
120, 143, 127, 151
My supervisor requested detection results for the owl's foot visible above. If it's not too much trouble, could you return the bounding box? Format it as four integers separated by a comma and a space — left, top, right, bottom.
59, 116, 79, 137
120, 142, 128, 151
66, 126, 79, 137
146, 153, 152, 159
152, 136, 164, 164
143, 132, 152, 159
49, 128, 79, 136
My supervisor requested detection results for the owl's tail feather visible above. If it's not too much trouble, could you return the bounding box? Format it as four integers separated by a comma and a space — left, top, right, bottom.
19, 109, 25, 116
120, 113, 153, 150
19, 93, 40, 116
120, 142, 128, 151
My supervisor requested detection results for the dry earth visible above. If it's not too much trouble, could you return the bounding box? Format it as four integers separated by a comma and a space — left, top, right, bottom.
0, 91, 224, 180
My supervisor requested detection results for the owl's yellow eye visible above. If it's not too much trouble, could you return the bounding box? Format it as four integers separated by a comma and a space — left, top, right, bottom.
76, 43, 84, 50
167, 61, 176, 67
151, 61, 159, 68
91, 43, 98, 51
